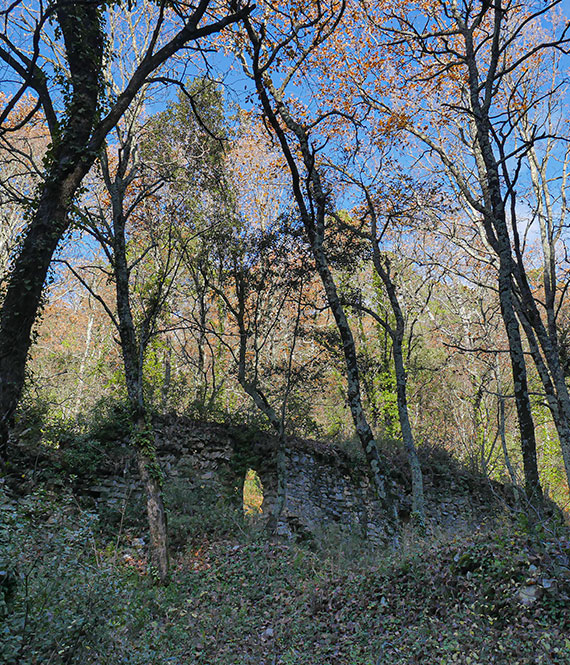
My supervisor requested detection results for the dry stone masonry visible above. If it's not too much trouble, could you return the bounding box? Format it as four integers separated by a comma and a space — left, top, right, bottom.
153, 418, 504, 542
83, 417, 507, 543
154, 418, 387, 541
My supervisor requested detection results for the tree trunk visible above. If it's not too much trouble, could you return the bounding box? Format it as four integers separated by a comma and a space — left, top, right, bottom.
264, 432, 288, 536
462, 21, 544, 507
371, 250, 425, 527
0, 173, 87, 455
74, 308, 95, 417
496, 259, 543, 505
313, 248, 398, 519
497, 389, 519, 505
0, 0, 250, 459
133, 415, 169, 584
0, 1, 104, 456
119, 342, 170, 584
515, 302, 570, 493
238, 374, 289, 535
393, 340, 425, 525
517, 124, 570, 493
112, 180, 169, 584
243, 20, 397, 523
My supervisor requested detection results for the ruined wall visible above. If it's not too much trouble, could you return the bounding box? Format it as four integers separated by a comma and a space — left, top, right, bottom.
86, 418, 504, 543
152, 418, 389, 542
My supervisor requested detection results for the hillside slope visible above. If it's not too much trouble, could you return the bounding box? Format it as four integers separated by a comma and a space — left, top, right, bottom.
1, 421, 569, 664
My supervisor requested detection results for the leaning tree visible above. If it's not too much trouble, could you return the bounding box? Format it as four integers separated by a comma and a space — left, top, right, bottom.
0, 0, 251, 456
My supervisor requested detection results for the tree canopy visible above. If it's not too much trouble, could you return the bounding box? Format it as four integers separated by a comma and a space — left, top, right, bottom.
1, 0, 569, 628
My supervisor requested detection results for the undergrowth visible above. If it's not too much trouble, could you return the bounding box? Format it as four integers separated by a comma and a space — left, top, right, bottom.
1, 485, 569, 665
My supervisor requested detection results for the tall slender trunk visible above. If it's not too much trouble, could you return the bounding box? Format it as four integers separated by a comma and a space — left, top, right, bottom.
515, 300, 570, 491
244, 15, 397, 523
233, 268, 289, 535
461, 14, 544, 507
237, 371, 287, 532
161, 344, 171, 412
393, 340, 425, 524
111, 177, 169, 584
495, 360, 519, 503
74, 309, 95, 417
133, 414, 169, 583
496, 258, 543, 504
473, 382, 486, 476
476, 156, 543, 505
513, 270, 570, 492
517, 123, 570, 492
313, 248, 398, 518
369, 244, 425, 526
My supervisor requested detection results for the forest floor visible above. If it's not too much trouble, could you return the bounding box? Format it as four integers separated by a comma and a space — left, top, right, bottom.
1, 483, 569, 665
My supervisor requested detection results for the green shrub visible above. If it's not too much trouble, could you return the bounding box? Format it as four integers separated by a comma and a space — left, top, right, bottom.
82, 398, 132, 444
0, 488, 122, 665
165, 478, 243, 549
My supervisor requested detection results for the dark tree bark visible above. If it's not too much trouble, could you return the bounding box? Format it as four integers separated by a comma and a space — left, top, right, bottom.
379, 263, 425, 526
461, 6, 544, 505
64, 136, 173, 583
110, 166, 170, 584
242, 14, 398, 521
355, 184, 426, 527
394, 0, 550, 509
0, 0, 251, 457
0, 1, 104, 453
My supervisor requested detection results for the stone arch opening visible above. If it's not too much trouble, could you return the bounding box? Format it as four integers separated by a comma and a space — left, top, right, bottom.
243, 468, 264, 515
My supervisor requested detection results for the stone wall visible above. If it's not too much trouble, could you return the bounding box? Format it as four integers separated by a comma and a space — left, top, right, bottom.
86, 417, 505, 543
151, 418, 389, 542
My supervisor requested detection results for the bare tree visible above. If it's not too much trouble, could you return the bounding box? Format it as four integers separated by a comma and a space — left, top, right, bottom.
66, 76, 244, 582
329, 168, 430, 526
369, 0, 570, 507
198, 222, 312, 533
